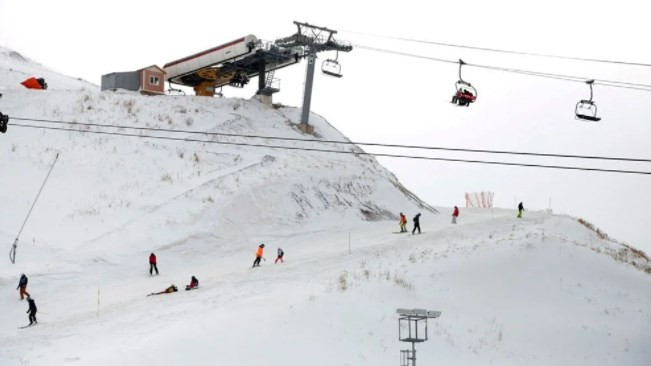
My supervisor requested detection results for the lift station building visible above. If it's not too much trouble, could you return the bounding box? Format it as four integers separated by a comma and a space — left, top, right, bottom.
101, 65, 166, 95
163, 35, 303, 102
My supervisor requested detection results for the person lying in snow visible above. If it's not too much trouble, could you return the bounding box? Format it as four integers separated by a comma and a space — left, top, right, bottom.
148, 285, 178, 296
186, 276, 199, 290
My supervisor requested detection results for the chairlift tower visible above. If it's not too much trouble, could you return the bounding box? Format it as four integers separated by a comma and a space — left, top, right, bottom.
396, 308, 441, 366
275, 21, 352, 134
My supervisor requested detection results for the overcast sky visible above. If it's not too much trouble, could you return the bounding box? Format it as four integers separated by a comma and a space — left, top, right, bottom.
1, 0, 650, 252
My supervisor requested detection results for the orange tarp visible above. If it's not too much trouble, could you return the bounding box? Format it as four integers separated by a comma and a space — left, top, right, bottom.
21, 77, 43, 90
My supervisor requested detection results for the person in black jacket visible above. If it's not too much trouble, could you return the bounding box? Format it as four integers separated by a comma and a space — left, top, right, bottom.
518, 202, 524, 218
17, 273, 29, 300
412, 213, 422, 235
26, 295, 37, 325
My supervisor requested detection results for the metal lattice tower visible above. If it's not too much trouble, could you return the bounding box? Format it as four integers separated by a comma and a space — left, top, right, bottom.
396, 308, 441, 366
275, 21, 352, 134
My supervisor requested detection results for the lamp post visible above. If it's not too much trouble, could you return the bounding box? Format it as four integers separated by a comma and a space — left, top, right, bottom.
396, 308, 441, 366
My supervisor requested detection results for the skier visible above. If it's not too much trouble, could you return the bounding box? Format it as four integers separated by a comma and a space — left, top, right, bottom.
412, 213, 421, 235
149, 253, 159, 276
186, 276, 199, 290
148, 284, 178, 296
252, 244, 265, 268
26, 295, 37, 325
275, 248, 285, 264
452, 206, 459, 224
399, 213, 408, 232
517, 202, 524, 218
17, 273, 30, 300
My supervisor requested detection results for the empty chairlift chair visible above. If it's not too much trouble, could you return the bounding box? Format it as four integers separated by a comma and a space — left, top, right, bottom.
451, 59, 477, 107
321, 51, 343, 78
575, 80, 601, 122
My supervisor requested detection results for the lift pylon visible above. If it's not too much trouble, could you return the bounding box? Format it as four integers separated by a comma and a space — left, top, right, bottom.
275, 21, 352, 134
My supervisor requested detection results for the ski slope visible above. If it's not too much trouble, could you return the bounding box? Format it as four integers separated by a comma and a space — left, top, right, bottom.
0, 47, 650, 366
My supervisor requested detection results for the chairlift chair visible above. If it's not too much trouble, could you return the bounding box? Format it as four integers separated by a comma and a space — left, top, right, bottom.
321, 51, 343, 78
166, 82, 186, 96
575, 80, 601, 122
450, 59, 477, 107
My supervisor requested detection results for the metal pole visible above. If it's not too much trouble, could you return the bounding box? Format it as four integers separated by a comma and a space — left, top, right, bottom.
10, 152, 60, 263
412, 341, 416, 366
348, 232, 351, 255
258, 58, 266, 93
300, 48, 317, 126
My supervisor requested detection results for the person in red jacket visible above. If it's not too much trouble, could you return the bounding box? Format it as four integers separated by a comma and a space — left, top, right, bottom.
252, 244, 265, 268
452, 206, 459, 224
149, 253, 159, 276
186, 276, 199, 290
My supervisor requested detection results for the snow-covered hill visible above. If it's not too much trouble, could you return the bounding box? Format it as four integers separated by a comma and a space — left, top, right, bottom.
0, 46, 94, 92
1, 47, 650, 366
0, 47, 436, 254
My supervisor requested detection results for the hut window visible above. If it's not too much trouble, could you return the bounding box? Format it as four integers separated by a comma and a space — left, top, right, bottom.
149, 75, 160, 85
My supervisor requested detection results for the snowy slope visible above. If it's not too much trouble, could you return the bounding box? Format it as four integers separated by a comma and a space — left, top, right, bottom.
0, 46, 94, 92
1, 48, 650, 366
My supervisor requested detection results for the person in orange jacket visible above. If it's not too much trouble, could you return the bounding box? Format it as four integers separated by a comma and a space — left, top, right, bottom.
252, 244, 265, 268
452, 206, 459, 224
399, 213, 408, 232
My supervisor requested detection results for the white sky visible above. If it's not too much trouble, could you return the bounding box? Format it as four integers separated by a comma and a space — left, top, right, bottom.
1, 0, 650, 252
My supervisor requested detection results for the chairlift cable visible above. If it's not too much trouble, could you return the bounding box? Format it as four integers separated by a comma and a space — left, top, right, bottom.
341, 29, 651, 68
354, 44, 651, 91
9, 116, 651, 163
10, 152, 60, 264
8, 123, 651, 176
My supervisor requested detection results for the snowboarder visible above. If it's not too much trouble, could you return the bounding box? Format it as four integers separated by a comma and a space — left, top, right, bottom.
252, 244, 265, 268
412, 213, 421, 235
148, 285, 178, 296
149, 253, 159, 276
26, 295, 37, 325
452, 206, 459, 224
17, 273, 30, 300
517, 202, 524, 218
275, 248, 284, 264
399, 213, 408, 232
186, 276, 199, 290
